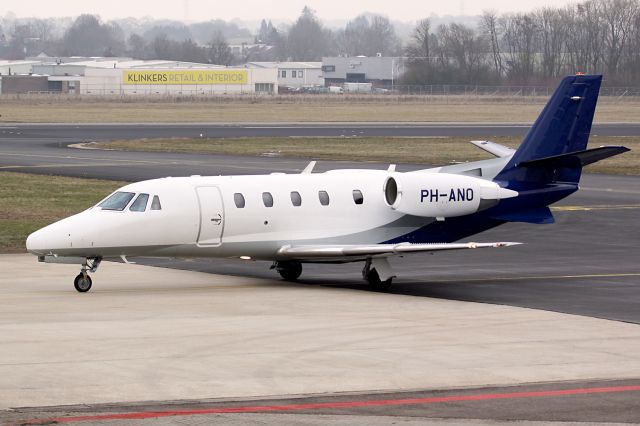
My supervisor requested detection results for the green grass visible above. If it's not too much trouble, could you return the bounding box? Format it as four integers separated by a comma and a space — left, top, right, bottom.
0, 172, 125, 253
96, 136, 639, 175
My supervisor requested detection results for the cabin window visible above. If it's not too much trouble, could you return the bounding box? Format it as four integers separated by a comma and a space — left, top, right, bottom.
292, 70, 297, 78
151, 195, 162, 210
129, 193, 149, 212
352, 189, 364, 205
99, 191, 135, 211
234, 193, 245, 208
262, 192, 274, 207
318, 190, 330, 206
281, 70, 286, 78
290, 191, 302, 206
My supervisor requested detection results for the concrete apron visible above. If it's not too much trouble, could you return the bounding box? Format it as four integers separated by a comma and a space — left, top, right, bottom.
1, 254, 639, 409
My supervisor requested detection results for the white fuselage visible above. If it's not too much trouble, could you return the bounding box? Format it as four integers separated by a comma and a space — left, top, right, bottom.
26, 165, 516, 262
26, 170, 424, 260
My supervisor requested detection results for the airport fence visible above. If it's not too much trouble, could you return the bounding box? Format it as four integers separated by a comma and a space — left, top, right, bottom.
3, 83, 640, 103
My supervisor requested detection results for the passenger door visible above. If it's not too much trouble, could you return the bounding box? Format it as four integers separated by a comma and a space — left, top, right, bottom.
196, 187, 224, 246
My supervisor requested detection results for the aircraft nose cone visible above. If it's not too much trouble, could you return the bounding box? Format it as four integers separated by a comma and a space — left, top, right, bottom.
26, 230, 47, 254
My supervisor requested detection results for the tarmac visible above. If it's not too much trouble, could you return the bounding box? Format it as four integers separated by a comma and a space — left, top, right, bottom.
2, 254, 640, 424
1, 122, 639, 423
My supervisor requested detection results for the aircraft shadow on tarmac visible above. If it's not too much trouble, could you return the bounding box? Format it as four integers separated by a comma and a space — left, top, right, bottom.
137, 257, 640, 325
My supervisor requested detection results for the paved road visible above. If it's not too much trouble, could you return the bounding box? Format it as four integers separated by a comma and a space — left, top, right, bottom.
1, 122, 640, 140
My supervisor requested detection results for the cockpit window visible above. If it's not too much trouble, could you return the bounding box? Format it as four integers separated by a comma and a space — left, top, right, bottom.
129, 193, 149, 212
99, 191, 135, 211
151, 195, 162, 210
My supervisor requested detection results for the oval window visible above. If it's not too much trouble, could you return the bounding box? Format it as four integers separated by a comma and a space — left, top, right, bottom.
234, 193, 245, 208
318, 190, 330, 206
352, 189, 364, 205
290, 191, 302, 206
262, 192, 274, 207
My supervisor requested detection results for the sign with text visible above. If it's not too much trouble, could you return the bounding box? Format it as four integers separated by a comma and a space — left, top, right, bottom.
123, 70, 248, 85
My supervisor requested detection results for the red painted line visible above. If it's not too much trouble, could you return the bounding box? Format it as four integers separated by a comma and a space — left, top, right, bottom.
23, 385, 640, 424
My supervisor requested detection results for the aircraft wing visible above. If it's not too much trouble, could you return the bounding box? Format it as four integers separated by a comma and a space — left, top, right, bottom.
277, 241, 521, 260
470, 140, 516, 158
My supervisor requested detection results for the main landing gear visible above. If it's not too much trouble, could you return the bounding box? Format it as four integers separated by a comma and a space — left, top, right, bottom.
363, 258, 395, 291
74, 258, 101, 293
274, 260, 303, 281
272, 258, 396, 291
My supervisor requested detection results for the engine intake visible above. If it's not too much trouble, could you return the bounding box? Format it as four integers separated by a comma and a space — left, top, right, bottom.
383, 172, 517, 218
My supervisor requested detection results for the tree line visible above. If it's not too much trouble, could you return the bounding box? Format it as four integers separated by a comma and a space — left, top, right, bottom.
1, 0, 640, 85
403, 0, 640, 86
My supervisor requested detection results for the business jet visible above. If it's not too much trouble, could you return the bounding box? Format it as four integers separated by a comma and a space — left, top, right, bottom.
26, 74, 629, 292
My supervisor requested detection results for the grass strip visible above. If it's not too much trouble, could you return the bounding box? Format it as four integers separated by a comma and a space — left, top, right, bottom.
0, 172, 124, 253
96, 136, 639, 176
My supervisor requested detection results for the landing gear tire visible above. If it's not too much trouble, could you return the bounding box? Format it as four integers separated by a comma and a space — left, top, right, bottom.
74, 273, 92, 293
366, 269, 393, 292
276, 261, 303, 281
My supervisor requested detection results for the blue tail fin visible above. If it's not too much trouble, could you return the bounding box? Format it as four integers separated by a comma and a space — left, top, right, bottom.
495, 74, 602, 186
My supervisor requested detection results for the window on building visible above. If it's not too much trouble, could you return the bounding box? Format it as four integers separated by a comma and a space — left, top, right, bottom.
290, 191, 302, 206
298, 70, 304, 78
151, 195, 162, 211
234, 193, 245, 208
322, 65, 336, 72
352, 190, 364, 205
281, 70, 286, 78
262, 192, 274, 207
318, 190, 330, 206
129, 193, 149, 212
99, 191, 135, 211
292, 70, 297, 78
255, 83, 274, 93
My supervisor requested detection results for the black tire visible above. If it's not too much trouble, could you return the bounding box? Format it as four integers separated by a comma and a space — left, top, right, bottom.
276, 261, 303, 281
367, 269, 393, 292
74, 273, 92, 293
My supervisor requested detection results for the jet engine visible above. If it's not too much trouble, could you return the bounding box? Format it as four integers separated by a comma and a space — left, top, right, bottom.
383, 172, 517, 218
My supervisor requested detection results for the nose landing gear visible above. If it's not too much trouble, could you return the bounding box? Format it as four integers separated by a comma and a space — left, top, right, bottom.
74, 273, 92, 292
73, 258, 101, 293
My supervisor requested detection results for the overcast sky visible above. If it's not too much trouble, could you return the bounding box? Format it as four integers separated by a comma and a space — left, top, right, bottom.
2, 0, 577, 22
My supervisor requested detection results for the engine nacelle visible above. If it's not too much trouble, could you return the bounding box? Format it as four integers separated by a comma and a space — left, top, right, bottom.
383, 172, 517, 218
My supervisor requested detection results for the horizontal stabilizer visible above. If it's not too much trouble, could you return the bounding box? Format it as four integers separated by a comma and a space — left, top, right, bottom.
278, 241, 521, 260
470, 140, 516, 158
518, 146, 630, 168
491, 206, 555, 224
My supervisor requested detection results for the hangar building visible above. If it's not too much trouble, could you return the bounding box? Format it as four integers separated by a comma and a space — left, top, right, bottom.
322, 56, 404, 88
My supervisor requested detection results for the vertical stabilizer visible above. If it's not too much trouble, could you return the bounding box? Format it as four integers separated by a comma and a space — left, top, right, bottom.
495, 74, 602, 185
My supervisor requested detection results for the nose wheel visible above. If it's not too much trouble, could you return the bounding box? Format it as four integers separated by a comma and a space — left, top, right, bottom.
74, 273, 92, 292
73, 258, 101, 293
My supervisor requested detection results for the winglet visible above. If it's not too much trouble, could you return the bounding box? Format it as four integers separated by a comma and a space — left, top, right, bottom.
301, 161, 316, 174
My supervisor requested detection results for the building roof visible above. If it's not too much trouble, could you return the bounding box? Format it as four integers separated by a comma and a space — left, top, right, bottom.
246, 61, 322, 69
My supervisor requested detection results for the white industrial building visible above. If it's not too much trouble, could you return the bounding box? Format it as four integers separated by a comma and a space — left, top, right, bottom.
1, 57, 279, 95
246, 62, 324, 88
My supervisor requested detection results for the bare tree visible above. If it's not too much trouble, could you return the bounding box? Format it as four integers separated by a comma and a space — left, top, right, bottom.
500, 13, 539, 82
208, 31, 234, 65
402, 19, 432, 84
600, 0, 639, 79
481, 11, 503, 77
535, 8, 567, 79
